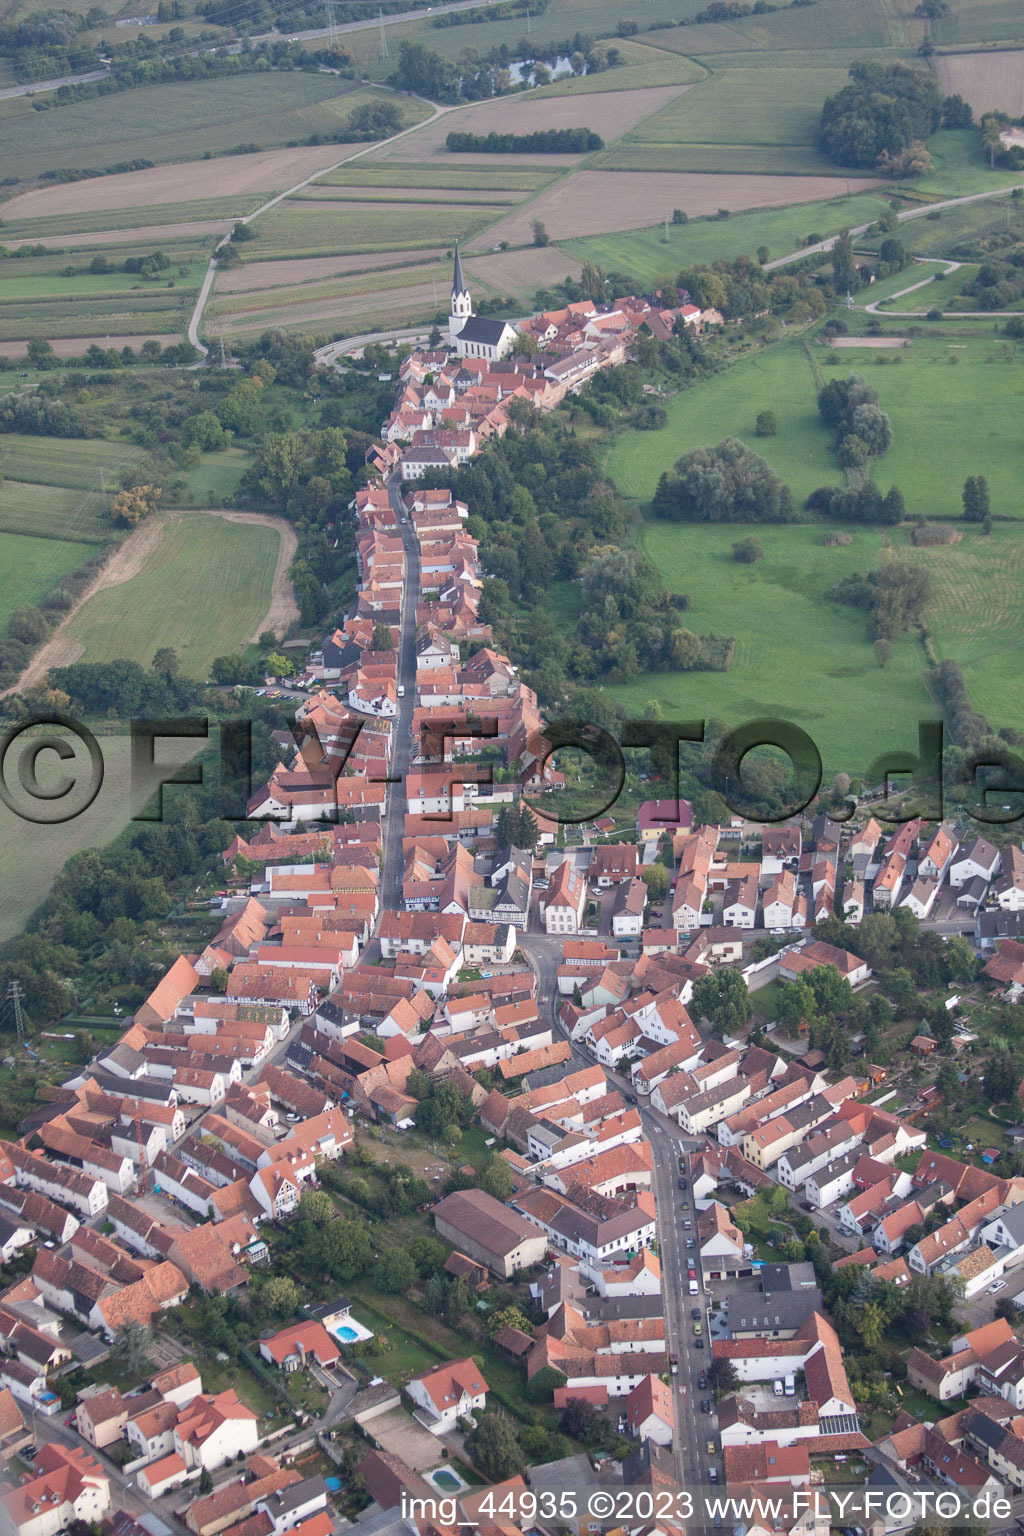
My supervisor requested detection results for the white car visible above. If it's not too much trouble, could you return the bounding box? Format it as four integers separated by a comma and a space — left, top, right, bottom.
989, 1281, 1006, 1294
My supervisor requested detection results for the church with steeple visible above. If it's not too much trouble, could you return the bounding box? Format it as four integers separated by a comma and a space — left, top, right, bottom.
447, 243, 519, 362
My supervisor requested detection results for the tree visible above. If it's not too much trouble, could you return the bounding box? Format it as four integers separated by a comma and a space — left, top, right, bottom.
372, 622, 394, 651
641, 862, 670, 899
198, 1469, 214, 1495
466, 1414, 526, 1481
495, 803, 538, 851
755, 410, 777, 437
27, 337, 55, 368
708, 1356, 738, 1393
652, 437, 790, 524
480, 1155, 513, 1200
831, 228, 857, 294
941, 92, 972, 128
962, 474, 990, 522
874, 639, 892, 669
488, 1305, 534, 1337
113, 1320, 150, 1376
264, 651, 295, 678
559, 1395, 598, 1438
692, 967, 752, 1036
374, 1247, 417, 1294
732, 536, 764, 563
531, 219, 550, 247
110, 484, 161, 528
261, 1275, 299, 1317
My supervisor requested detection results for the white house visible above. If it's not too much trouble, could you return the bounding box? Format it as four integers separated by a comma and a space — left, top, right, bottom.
406, 1358, 488, 1435
950, 837, 1000, 888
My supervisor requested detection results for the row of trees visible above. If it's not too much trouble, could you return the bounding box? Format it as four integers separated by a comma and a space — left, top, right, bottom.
829, 558, 933, 642
445, 127, 603, 153
817, 62, 943, 170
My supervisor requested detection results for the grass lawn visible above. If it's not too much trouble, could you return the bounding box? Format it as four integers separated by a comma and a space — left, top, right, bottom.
606, 519, 937, 778
606, 341, 839, 507
60, 512, 282, 678
0, 733, 203, 942
897, 129, 1024, 201
564, 192, 892, 285
0, 526, 95, 625
751, 980, 786, 1021
890, 521, 1024, 738
868, 264, 977, 312
174, 447, 253, 507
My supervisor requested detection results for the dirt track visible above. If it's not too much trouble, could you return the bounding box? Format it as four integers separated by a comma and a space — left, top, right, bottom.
4, 221, 234, 252
11, 509, 297, 693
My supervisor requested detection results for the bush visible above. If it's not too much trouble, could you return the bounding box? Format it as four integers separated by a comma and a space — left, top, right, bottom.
754, 409, 777, 437
732, 536, 764, 563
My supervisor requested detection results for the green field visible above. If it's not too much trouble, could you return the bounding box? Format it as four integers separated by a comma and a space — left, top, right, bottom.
538, 39, 707, 93
0, 198, 261, 243
876, 264, 978, 311
0, 732, 200, 943
595, 63, 857, 176
607, 519, 937, 777
60, 512, 283, 678
893, 523, 1024, 736
565, 192, 892, 287
931, 0, 1024, 45
1, 77, 403, 182
254, 200, 494, 258
608, 333, 1024, 521
318, 163, 557, 191
172, 447, 254, 508
0, 525, 95, 626
0, 434, 146, 492
607, 342, 843, 507
643, 0, 914, 53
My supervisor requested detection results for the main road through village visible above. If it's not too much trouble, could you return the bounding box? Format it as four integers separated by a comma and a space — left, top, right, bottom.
372, 470, 709, 1493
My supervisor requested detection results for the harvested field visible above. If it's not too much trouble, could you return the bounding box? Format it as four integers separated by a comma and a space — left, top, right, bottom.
935, 50, 1024, 116
0, 334, 179, 358
830, 335, 909, 346
319, 163, 555, 191
463, 245, 585, 296
468, 169, 881, 248
209, 259, 452, 320
215, 248, 446, 294
0, 145, 362, 222
366, 84, 689, 162
294, 183, 523, 205
5, 221, 233, 252
205, 280, 447, 336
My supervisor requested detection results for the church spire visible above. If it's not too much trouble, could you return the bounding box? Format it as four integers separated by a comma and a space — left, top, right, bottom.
452, 241, 467, 298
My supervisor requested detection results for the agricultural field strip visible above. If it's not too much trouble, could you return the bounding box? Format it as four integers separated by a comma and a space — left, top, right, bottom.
206, 260, 457, 317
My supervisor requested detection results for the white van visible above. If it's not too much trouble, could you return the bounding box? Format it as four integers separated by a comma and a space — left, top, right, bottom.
773, 1379, 784, 1397
397, 684, 405, 697
689, 1279, 699, 1296
784, 1374, 796, 1396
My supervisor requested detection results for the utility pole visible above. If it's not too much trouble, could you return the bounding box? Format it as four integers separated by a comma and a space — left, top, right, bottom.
99, 467, 108, 516
378, 8, 388, 60
5, 980, 27, 1052
325, 0, 336, 43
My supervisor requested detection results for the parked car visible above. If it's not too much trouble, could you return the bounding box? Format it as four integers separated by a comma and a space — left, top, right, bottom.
693, 1321, 702, 1336
698, 1371, 707, 1390
686, 1237, 695, 1249
707, 1440, 716, 1456
989, 1280, 1006, 1294
691, 1307, 700, 1319
694, 1337, 704, 1349
701, 1398, 710, 1413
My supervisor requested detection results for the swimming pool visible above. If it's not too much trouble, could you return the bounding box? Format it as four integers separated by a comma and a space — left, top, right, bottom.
330, 1315, 373, 1344
336, 1325, 358, 1341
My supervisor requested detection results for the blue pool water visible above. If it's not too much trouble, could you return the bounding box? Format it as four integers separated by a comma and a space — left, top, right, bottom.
336, 1325, 359, 1341
326, 1479, 341, 1492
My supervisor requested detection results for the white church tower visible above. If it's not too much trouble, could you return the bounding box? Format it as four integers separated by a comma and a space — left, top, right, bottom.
449, 242, 472, 345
